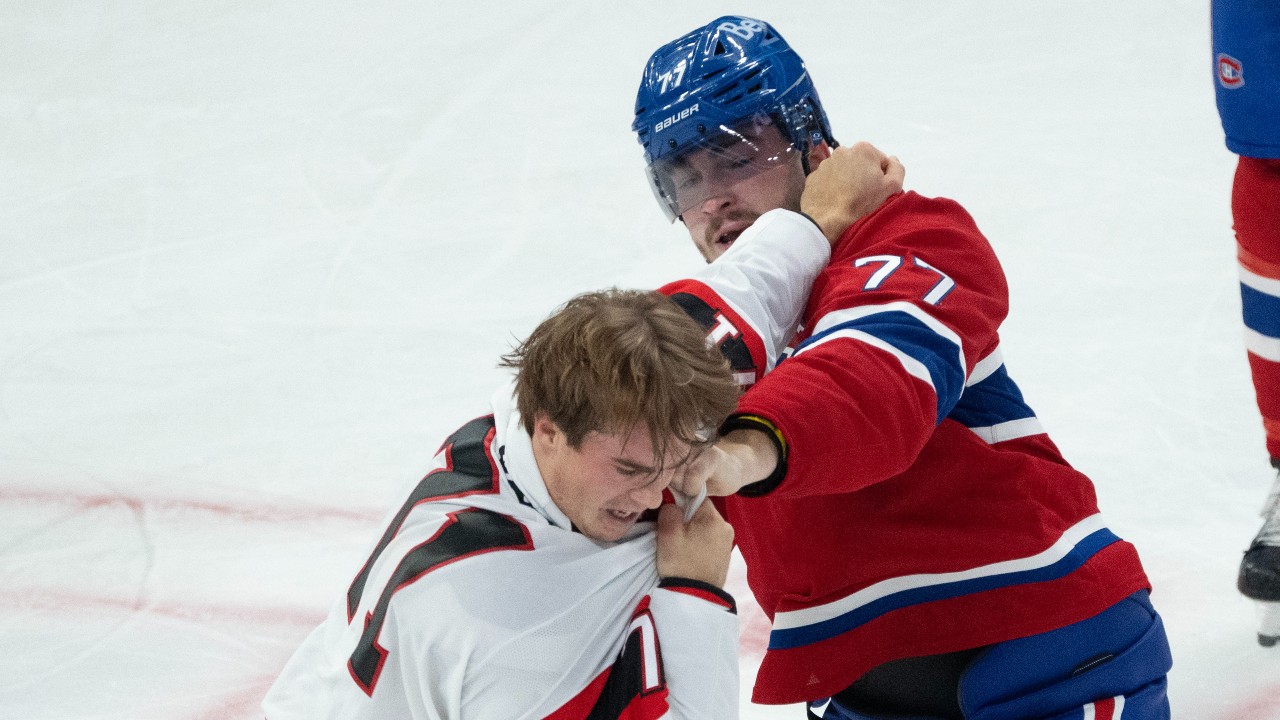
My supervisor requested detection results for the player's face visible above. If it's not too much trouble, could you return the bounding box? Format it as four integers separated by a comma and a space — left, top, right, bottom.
536, 419, 693, 542
671, 122, 806, 263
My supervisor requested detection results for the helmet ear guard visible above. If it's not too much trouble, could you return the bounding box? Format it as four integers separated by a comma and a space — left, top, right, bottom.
779, 98, 836, 175
632, 16, 836, 221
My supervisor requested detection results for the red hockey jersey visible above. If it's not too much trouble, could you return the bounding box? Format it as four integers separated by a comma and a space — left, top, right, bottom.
661, 192, 1151, 705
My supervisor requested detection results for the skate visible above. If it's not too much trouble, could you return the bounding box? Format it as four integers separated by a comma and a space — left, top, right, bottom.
1238, 473, 1280, 646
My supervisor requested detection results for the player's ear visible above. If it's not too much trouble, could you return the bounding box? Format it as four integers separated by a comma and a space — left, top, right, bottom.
807, 141, 833, 168
531, 414, 565, 451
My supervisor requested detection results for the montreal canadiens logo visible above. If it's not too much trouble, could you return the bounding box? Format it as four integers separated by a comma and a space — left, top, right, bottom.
1218, 53, 1244, 89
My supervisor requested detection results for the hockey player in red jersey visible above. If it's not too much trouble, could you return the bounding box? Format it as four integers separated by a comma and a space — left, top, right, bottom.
635, 16, 1174, 720
1212, 0, 1280, 648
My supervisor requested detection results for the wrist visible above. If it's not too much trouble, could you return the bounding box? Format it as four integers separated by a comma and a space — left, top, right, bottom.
801, 210, 846, 244
718, 415, 788, 496
658, 578, 736, 612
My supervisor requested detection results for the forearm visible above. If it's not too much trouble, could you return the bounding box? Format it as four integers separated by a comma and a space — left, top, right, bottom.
660, 209, 831, 381
734, 346, 936, 498
733, 194, 1010, 499
649, 586, 739, 719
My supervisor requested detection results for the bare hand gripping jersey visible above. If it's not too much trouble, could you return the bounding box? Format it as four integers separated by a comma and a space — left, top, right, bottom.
661, 193, 1153, 705
262, 209, 833, 719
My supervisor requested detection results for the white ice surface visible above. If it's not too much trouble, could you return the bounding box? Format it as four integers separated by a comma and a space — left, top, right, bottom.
2, 1, 1277, 718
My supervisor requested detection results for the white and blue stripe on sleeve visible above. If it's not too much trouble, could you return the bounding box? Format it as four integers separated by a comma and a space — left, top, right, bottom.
790, 305, 1045, 444
949, 347, 1045, 444
791, 301, 967, 423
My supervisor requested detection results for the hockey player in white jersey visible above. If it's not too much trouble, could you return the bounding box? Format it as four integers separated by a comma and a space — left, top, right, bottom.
261, 288, 741, 719
260, 146, 905, 720
262, 288, 740, 719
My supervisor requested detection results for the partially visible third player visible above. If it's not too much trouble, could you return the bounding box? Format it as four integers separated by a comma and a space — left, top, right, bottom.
1212, 0, 1280, 647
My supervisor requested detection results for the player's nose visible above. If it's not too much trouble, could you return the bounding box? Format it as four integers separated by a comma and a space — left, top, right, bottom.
630, 481, 667, 510
696, 189, 735, 216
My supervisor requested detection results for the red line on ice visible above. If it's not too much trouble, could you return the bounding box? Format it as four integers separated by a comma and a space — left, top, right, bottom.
0, 485, 382, 525
1217, 680, 1280, 720
185, 674, 280, 720
2, 587, 324, 628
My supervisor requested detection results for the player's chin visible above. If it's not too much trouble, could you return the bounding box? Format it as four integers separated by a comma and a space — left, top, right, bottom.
701, 238, 733, 262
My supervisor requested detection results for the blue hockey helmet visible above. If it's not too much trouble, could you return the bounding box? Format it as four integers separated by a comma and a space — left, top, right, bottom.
632, 16, 836, 222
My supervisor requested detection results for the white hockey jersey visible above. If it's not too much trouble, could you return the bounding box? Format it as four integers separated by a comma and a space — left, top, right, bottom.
261, 209, 831, 720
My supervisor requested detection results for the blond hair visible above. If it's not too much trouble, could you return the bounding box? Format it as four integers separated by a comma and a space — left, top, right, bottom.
500, 288, 738, 468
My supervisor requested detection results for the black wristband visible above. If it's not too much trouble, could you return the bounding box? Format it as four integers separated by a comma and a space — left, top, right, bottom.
719, 414, 788, 497
658, 577, 737, 613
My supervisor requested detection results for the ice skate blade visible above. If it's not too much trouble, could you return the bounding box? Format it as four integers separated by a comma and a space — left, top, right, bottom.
1256, 601, 1280, 647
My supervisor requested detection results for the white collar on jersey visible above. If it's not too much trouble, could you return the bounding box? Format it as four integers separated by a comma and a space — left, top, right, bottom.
490, 383, 575, 532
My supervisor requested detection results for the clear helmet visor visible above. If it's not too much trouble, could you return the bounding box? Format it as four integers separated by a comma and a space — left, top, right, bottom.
645, 112, 800, 223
